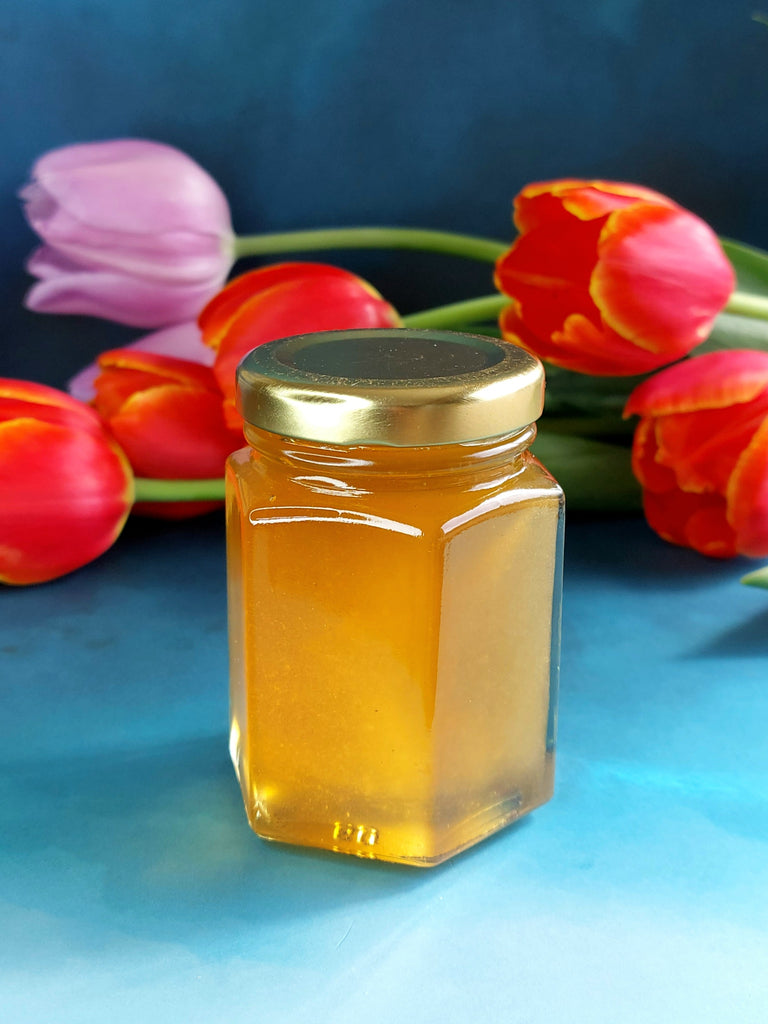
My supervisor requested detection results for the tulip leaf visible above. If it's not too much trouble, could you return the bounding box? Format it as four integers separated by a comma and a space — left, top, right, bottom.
741, 565, 768, 590
720, 238, 768, 297
533, 430, 641, 512
543, 365, 642, 417
698, 311, 768, 355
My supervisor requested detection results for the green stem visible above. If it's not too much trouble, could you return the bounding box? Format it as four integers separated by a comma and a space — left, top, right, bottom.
402, 293, 508, 329
724, 290, 768, 320
133, 430, 638, 513
234, 227, 507, 264
134, 478, 225, 502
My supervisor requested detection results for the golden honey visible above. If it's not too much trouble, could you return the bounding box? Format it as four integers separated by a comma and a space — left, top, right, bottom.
226, 329, 563, 866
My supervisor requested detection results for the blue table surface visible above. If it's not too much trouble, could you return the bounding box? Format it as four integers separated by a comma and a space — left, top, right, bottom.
1, 514, 767, 1023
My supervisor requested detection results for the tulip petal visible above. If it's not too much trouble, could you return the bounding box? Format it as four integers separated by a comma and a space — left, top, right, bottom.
0, 418, 132, 584
212, 275, 400, 404
494, 218, 603, 341
592, 204, 734, 355
624, 350, 768, 418
727, 416, 768, 557
24, 139, 232, 240
68, 323, 212, 403
97, 348, 220, 390
631, 418, 677, 493
93, 349, 221, 420
683, 503, 738, 558
654, 397, 768, 493
25, 266, 225, 328
643, 488, 736, 558
0, 377, 105, 434
514, 180, 674, 232
552, 314, 688, 376
498, 303, 567, 365
25, 226, 232, 285
107, 384, 243, 479
198, 263, 362, 351
500, 303, 675, 376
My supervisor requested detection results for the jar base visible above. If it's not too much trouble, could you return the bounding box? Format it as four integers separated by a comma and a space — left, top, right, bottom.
241, 762, 554, 867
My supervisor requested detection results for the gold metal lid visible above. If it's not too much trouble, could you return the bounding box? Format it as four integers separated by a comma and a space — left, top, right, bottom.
235, 328, 545, 446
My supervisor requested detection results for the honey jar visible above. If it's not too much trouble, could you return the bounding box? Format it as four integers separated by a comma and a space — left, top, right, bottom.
226, 328, 563, 865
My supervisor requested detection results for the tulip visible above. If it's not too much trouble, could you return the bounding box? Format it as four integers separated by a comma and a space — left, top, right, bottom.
494, 179, 735, 376
0, 380, 133, 584
20, 139, 234, 328
199, 262, 401, 426
68, 322, 214, 402
92, 348, 244, 518
624, 349, 768, 558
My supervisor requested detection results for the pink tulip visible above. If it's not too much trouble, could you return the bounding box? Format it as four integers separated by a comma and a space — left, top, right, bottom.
20, 139, 235, 328
68, 322, 214, 402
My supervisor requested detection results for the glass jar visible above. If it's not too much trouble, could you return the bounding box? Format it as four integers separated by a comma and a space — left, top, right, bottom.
226, 328, 563, 866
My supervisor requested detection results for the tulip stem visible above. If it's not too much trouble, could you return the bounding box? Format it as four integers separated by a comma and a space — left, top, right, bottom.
234, 228, 508, 264
402, 293, 509, 329
724, 290, 768, 320
132, 432, 639, 512
134, 478, 225, 502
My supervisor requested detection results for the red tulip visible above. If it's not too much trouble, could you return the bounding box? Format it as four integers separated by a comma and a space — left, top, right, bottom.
199, 262, 401, 426
92, 349, 243, 518
0, 379, 133, 584
69, 321, 214, 403
495, 179, 735, 376
625, 350, 768, 558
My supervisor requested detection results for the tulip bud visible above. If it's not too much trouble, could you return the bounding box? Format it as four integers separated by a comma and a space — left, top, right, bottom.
69, 322, 214, 403
92, 349, 244, 519
20, 139, 235, 328
198, 262, 401, 427
625, 350, 768, 557
495, 180, 735, 376
0, 380, 133, 584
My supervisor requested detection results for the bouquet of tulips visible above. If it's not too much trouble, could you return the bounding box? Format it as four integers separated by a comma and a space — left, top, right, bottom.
3, 140, 768, 588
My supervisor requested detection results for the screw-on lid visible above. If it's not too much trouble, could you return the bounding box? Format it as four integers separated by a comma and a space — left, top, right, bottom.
236, 328, 545, 447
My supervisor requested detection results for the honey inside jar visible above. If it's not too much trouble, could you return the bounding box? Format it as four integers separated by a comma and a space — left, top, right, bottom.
226, 329, 563, 866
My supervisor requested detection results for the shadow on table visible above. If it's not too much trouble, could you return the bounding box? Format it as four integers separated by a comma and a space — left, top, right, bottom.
686, 607, 768, 657
2, 734, 516, 954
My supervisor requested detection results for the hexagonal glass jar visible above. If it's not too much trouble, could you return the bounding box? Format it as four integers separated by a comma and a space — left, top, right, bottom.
226, 329, 563, 866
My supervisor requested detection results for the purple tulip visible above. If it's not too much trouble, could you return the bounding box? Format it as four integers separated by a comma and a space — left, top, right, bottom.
20, 139, 235, 328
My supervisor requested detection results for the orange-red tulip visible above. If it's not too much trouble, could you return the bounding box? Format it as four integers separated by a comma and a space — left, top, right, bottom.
625, 350, 768, 557
199, 262, 400, 426
495, 180, 735, 376
0, 379, 133, 584
92, 349, 243, 518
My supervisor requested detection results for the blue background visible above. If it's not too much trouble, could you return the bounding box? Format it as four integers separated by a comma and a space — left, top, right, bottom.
2, 0, 768, 384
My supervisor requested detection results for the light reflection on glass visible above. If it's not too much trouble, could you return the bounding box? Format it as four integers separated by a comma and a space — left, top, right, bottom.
248, 506, 422, 537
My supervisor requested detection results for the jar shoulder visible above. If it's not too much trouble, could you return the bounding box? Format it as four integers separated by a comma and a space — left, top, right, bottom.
227, 447, 563, 539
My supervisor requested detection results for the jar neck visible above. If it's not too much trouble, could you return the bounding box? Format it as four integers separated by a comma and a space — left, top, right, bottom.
243, 423, 537, 477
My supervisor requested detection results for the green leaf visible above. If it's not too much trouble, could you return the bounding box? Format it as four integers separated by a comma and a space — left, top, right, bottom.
741, 565, 768, 589
698, 311, 768, 355
720, 238, 768, 297
533, 430, 641, 512
537, 365, 643, 443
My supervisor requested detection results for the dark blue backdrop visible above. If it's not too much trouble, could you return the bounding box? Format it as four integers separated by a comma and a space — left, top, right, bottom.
3, 0, 768, 386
